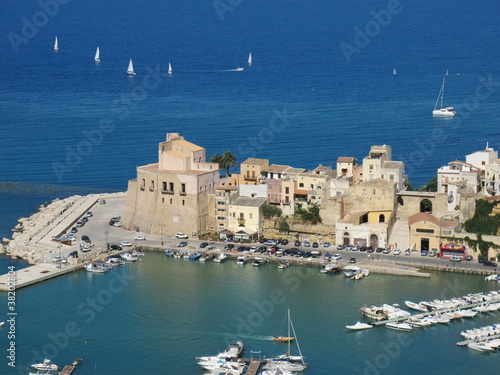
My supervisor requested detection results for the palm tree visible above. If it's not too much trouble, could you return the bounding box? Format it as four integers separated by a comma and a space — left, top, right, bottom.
210, 153, 222, 164
220, 151, 237, 176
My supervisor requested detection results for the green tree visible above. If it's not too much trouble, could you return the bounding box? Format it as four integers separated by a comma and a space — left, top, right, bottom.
262, 204, 282, 219
220, 151, 237, 176
465, 199, 500, 235
278, 217, 290, 233
294, 203, 322, 224
210, 153, 222, 164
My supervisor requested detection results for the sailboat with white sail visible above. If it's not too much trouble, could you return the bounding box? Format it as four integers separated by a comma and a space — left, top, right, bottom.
127, 59, 136, 75
54, 36, 58, 51
393, 68, 397, 75
94, 47, 100, 62
248, 52, 252, 65
168, 62, 172, 75
264, 309, 308, 372
432, 77, 456, 116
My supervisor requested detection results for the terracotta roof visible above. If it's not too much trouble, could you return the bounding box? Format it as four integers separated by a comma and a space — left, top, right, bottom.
408, 213, 458, 228
294, 189, 308, 195
242, 158, 269, 166
337, 157, 355, 163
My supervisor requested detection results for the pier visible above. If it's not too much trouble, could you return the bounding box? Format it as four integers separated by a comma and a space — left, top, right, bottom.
242, 359, 263, 375
60, 365, 75, 375
371, 297, 500, 326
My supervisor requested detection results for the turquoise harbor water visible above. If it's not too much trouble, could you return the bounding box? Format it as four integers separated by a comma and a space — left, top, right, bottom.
2, 253, 500, 374
1, 0, 500, 373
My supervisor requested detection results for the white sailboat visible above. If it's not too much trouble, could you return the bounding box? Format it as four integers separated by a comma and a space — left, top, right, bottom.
94, 47, 100, 62
127, 59, 136, 75
264, 309, 308, 372
54, 36, 58, 51
248, 52, 252, 65
168, 62, 172, 75
432, 77, 456, 116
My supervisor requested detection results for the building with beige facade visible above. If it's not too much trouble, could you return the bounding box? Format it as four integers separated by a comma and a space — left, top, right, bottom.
121, 133, 220, 235
437, 160, 481, 194
239, 158, 269, 185
336, 179, 397, 248
226, 196, 267, 240
361, 145, 406, 191
408, 213, 458, 251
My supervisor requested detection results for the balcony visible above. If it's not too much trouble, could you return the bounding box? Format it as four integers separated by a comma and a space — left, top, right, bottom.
161, 190, 174, 195
244, 175, 258, 182
179, 192, 187, 196
238, 219, 245, 225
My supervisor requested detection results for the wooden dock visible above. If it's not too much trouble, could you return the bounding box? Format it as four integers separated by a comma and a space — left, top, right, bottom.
60, 365, 75, 375
371, 297, 500, 326
243, 360, 263, 375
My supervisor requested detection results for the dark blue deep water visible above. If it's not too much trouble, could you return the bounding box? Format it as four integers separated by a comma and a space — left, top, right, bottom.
1, 0, 500, 373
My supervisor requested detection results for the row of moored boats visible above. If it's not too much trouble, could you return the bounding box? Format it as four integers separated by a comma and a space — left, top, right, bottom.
84, 250, 144, 273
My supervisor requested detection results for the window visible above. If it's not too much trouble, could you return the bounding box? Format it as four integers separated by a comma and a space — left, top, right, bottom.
379, 214, 385, 223
182, 200, 185, 206
389, 174, 394, 181
285, 187, 289, 194
169, 182, 174, 192
299, 183, 304, 188
162, 198, 164, 203
372, 189, 376, 195
181, 183, 186, 193
416, 228, 434, 233
170, 199, 172, 204
369, 165, 373, 170
162, 182, 167, 191
249, 213, 253, 219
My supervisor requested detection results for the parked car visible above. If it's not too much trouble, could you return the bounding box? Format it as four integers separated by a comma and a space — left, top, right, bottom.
304, 241, 311, 247
428, 250, 436, 257
294, 241, 301, 247
421, 250, 428, 256
52, 256, 62, 263
82, 217, 88, 223
312, 242, 319, 248
478, 258, 487, 263
70, 227, 78, 233
135, 235, 146, 241
82, 235, 91, 243
86, 211, 93, 217
465, 255, 473, 261
281, 239, 289, 245
99, 199, 106, 204
367, 247, 374, 253
120, 241, 132, 247
264, 240, 277, 246
404, 249, 411, 255
323, 242, 331, 247
176, 233, 189, 239
393, 249, 401, 255
110, 244, 122, 251
75, 220, 84, 227
483, 261, 497, 267
450, 256, 462, 262
178, 241, 188, 247
332, 254, 342, 261
383, 248, 391, 254
349, 257, 356, 263
199, 242, 209, 248
225, 244, 235, 250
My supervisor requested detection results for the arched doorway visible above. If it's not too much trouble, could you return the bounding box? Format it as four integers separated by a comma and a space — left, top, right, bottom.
420, 199, 432, 213
343, 232, 350, 246
379, 214, 385, 223
370, 234, 378, 249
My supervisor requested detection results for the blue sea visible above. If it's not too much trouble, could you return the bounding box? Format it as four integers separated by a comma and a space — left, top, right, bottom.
1, 0, 500, 373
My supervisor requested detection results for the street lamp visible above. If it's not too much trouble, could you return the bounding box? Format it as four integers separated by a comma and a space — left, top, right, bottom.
105, 229, 109, 250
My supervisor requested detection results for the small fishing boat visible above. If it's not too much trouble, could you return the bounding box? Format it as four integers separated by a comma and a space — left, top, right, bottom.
235, 67, 244, 71
164, 249, 175, 257
127, 58, 136, 75
72, 358, 83, 366
320, 263, 340, 274
346, 321, 372, 330
252, 257, 266, 266
236, 256, 247, 265
278, 261, 290, 269
273, 335, 295, 342
213, 253, 227, 263
84, 263, 107, 273
121, 252, 138, 261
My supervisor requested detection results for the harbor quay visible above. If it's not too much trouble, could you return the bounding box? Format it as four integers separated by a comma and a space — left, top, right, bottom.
0, 193, 498, 291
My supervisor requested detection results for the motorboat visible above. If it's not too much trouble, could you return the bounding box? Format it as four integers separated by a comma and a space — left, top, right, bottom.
236, 256, 248, 265
31, 358, 59, 371
235, 67, 244, 71
404, 301, 429, 312
220, 341, 244, 359
468, 342, 494, 352
360, 306, 389, 321
278, 261, 290, 269
121, 252, 138, 261
385, 322, 412, 331
346, 321, 372, 330
213, 253, 227, 263
320, 263, 340, 274
352, 272, 364, 280
252, 257, 266, 266
432, 77, 456, 116
343, 265, 360, 278
272, 335, 294, 342
165, 249, 175, 257
189, 252, 202, 260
